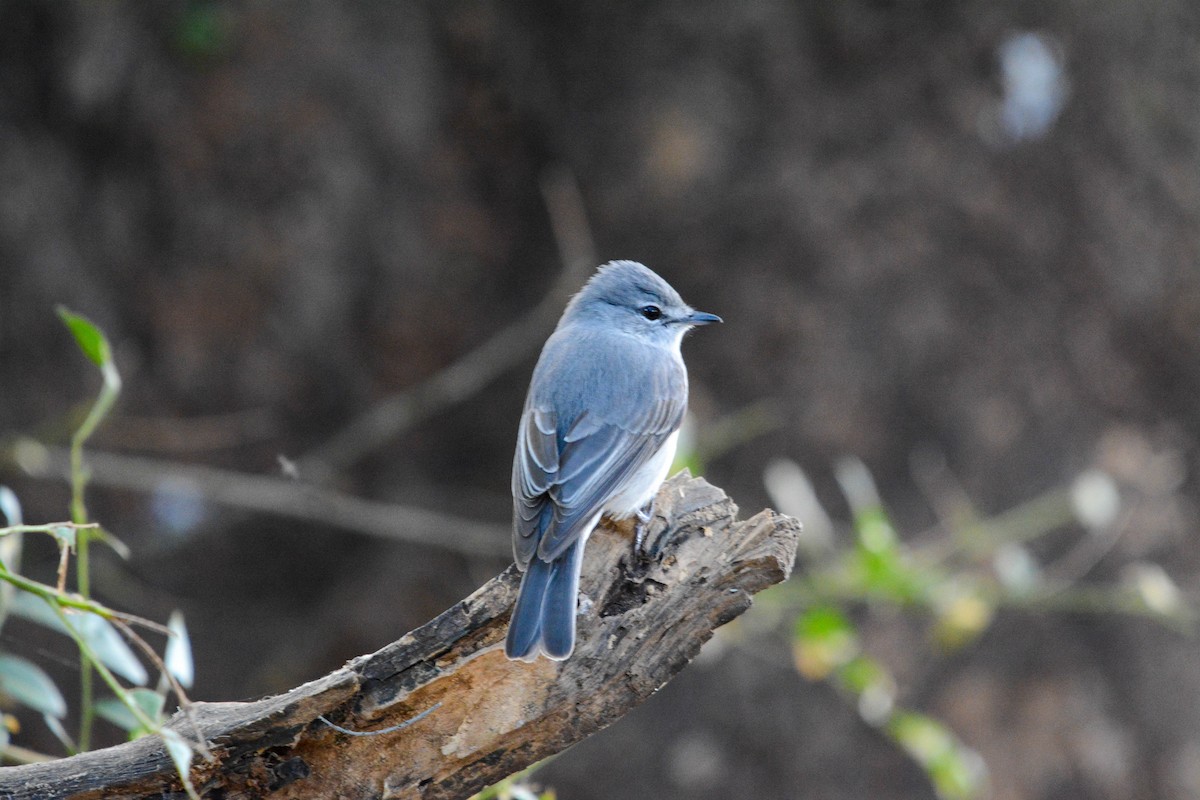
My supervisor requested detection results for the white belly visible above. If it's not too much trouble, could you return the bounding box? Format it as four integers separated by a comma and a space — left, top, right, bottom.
604, 430, 680, 518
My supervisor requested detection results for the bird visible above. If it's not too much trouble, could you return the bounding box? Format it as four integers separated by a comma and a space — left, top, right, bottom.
506, 260, 721, 662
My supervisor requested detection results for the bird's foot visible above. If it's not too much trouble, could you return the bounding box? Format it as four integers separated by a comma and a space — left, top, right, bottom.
631, 502, 669, 568
632, 505, 652, 554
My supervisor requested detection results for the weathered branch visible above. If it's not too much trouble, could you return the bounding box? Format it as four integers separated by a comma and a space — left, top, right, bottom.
0, 474, 800, 800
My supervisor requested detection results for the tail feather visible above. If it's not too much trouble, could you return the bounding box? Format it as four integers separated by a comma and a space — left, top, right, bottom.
540, 541, 584, 659
506, 557, 553, 660
505, 540, 584, 661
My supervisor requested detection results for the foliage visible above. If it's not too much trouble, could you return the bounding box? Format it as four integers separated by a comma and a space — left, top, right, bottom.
762, 455, 1191, 800
0, 309, 202, 798
471, 758, 559, 800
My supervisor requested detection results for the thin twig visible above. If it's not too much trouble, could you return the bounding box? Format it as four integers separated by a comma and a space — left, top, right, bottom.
49, 604, 162, 735
991, 583, 1195, 630
109, 618, 210, 760
0, 744, 56, 765
1041, 503, 1131, 586
540, 165, 597, 274
908, 445, 985, 553
783, 562, 1194, 629
107, 610, 173, 637
0, 560, 172, 636
55, 541, 71, 594
66, 337, 122, 754
297, 167, 596, 477
0, 522, 101, 537
20, 446, 510, 557
50, 603, 205, 800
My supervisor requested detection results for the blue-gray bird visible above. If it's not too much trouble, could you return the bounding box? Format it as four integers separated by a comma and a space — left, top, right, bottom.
506, 260, 721, 661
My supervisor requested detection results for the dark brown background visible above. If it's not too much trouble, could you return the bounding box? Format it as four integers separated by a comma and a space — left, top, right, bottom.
1, 2, 1198, 798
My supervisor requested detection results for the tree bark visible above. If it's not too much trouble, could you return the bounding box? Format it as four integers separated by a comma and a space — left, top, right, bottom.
0, 474, 800, 800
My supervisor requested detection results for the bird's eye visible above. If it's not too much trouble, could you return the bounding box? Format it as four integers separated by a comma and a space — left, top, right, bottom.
640, 305, 662, 321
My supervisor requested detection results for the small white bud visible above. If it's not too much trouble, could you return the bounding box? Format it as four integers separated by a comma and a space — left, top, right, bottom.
1071, 469, 1120, 530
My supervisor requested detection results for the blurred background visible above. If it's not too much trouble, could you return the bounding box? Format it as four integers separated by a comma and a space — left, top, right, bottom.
1, 2, 1199, 798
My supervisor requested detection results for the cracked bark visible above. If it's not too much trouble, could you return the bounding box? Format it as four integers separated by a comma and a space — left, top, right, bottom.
0, 474, 800, 800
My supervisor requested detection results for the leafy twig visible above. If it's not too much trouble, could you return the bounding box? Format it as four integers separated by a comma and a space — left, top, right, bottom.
108, 618, 209, 760
56, 307, 123, 751
0, 523, 101, 537
0, 561, 171, 636
49, 604, 202, 800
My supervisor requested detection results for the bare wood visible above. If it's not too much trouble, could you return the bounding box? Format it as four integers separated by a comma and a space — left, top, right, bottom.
0, 474, 800, 800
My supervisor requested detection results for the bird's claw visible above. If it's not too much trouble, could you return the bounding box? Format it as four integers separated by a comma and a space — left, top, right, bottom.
632, 503, 655, 561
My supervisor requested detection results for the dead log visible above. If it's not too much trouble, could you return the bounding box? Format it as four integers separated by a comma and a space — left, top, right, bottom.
0, 474, 800, 799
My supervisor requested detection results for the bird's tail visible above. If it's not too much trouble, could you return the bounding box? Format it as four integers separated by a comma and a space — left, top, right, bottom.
505, 539, 584, 661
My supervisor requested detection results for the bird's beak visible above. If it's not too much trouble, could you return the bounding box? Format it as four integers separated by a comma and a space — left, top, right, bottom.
686, 310, 723, 326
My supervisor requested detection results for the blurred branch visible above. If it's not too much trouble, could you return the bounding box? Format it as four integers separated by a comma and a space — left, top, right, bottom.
95, 409, 281, 454
0, 475, 800, 799
994, 583, 1194, 630
0, 744, 54, 765
784, 567, 1194, 630
13, 444, 510, 558
690, 398, 784, 467
299, 168, 596, 478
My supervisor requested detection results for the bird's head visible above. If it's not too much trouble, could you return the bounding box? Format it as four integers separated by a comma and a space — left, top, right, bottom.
562, 260, 721, 345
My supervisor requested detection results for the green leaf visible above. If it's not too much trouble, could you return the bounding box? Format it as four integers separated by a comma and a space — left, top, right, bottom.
0, 487, 22, 526
792, 605, 858, 679
7, 592, 62, 630
840, 498, 943, 604
165, 611, 194, 689
837, 654, 898, 725
848, 539, 938, 605
93, 527, 132, 560
161, 728, 200, 800
837, 654, 887, 694
94, 688, 165, 734
42, 713, 76, 753
854, 506, 897, 553
9, 596, 148, 685
889, 710, 953, 763
887, 711, 987, 800
926, 746, 987, 800
0, 486, 24, 630
70, 613, 149, 686
794, 604, 855, 641
128, 686, 166, 723
932, 582, 995, 650
56, 307, 112, 368
52, 526, 77, 551
0, 653, 67, 718
93, 696, 138, 732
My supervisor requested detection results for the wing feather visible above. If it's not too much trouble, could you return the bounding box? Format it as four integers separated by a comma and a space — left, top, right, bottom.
512, 329, 688, 566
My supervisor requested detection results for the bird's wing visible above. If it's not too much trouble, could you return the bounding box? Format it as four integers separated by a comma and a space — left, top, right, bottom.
512, 349, 686, 566
512, 406, 559, 566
